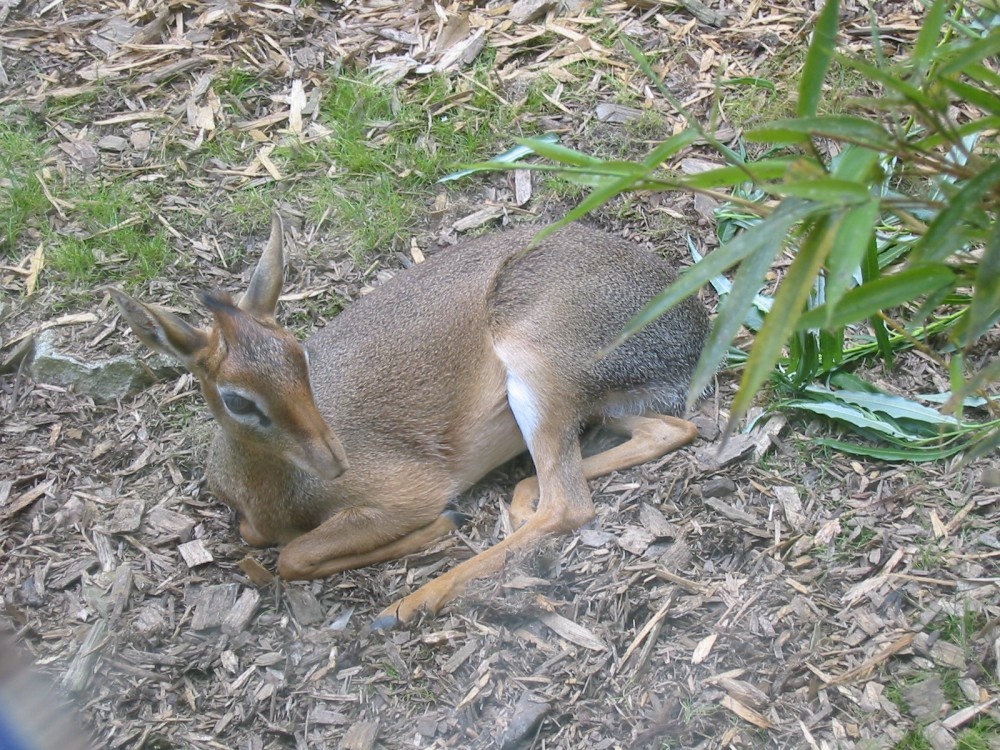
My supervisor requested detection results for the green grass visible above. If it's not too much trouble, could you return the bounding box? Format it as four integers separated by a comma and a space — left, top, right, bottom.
42, 182, 177, 286
271, 70, 545, 260
0, 120, 50, 256
215, 68, 263, 99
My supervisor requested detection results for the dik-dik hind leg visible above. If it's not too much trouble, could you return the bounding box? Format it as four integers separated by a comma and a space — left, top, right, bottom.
373, 414, 593, 629
278, 506, 462, 580
509, 414, 697, 529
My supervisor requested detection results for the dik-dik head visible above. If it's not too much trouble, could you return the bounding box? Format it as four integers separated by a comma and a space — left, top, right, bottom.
111, 214, 348, 481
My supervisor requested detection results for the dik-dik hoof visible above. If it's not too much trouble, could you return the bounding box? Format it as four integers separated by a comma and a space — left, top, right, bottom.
369, 611, 402, 632
442, 506, 470, 529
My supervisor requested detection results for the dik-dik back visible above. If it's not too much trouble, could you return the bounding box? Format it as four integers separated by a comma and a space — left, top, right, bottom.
114, 217, 709, 627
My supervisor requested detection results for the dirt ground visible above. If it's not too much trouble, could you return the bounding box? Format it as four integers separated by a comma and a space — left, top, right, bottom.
2, 1, 1000, 749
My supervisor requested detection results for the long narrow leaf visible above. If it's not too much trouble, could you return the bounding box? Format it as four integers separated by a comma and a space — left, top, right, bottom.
686, 214, 790, 404
806, 386, 960, 426
936, 30, 1000, 77
514, 137, 602, 168
939, 78, 1000, 117
943, 357, 1000, 413
766, 178, 872, 203
437, 133, 560, 182
912, 159, 1000, 263
813, 437, 967, 461
824, 199, 881, 325
608, 199, 819, 353
912, 0, 949, 79
641, 129, 702, 169
797, 264, 955, 331
783, 399, 912, 439
747, 116, 895, 148
798, 0, 840, 117
677, 159, 797, 189
528, 172, 642, 247
862, 238, 894, 367
730, 217, 837, 427
835, 53, 933, 105
967, 218, 1000, 342
962, 427, 1000, 465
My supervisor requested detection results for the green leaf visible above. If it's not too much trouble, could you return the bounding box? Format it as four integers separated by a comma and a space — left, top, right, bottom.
677, 159, 797, 189
747, 116, 895, 148
641, 129, 701, 169
612, 200, 820, 358
730, 217, 837, 427
835, 53, 933, 106
528, 172, 641, 246
686, 212, 790, 403
967, 218, 1000, 342
936, 29, 1000, 78
862, 240, 894, 367
782, 399, 912, 439
913, 160, 1000, 263
437, 133, 560, 182
961, 62, 1000, 91
797, 264, 955, 331
513, 137, 601, 168
962, 426, 1000, 465
944, 357, 1000, 413
766, 178, 871, 203
939, 78, 1000, 117
812, 437, 966, 461
912, 0, 949, 79
824, 199, 881, 325
806, 386, 960, 426
798, 0, 840, 117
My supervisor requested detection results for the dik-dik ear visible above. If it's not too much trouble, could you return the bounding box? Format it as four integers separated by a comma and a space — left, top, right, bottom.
110, 288, 210, 366
238, 212, 285, 319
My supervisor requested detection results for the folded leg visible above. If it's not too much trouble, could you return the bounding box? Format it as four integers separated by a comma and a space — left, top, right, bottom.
278, 505, 460, 580
509, 414, 697, 529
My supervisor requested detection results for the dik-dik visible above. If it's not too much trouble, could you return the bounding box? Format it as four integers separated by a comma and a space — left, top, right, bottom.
112, 216, 710, 627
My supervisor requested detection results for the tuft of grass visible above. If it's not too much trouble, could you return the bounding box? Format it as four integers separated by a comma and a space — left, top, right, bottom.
0, 120, 50, 256
45, 182, 176, 286
215, 68, 262, 99
272, 70, 545, 259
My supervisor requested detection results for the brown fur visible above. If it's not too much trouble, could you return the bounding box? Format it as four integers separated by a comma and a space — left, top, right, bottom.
112, 215, 710, 626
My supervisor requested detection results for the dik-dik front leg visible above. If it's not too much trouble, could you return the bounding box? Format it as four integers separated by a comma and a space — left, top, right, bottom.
278, 502, 461, 580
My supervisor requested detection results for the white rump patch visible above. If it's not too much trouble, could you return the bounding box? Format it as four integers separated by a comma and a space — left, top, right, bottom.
506, 372, 540, 448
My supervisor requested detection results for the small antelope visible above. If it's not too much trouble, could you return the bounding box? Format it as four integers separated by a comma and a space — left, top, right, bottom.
112, 216, 709, 627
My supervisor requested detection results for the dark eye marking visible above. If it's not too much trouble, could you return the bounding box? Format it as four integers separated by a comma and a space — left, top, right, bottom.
223, 393, 256, 415
221, 392, 272, 427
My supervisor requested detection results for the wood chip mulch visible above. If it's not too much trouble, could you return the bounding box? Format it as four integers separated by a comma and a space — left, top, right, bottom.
2, 1, 1000, 748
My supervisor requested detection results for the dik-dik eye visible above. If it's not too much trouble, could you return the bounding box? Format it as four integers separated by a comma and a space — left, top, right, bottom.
220, 390, 271, 427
